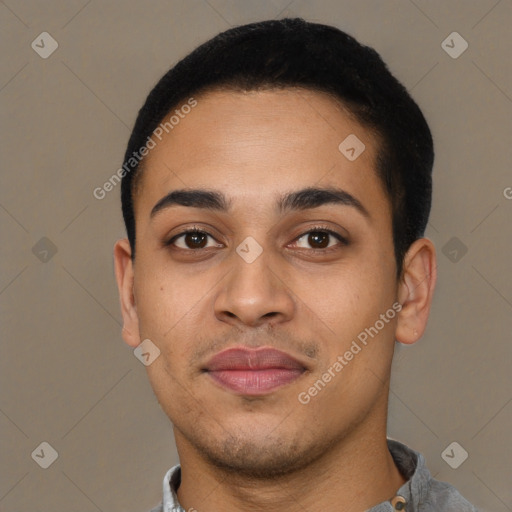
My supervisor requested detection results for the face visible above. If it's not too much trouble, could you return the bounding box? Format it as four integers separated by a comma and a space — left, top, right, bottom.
117, 88, 407, 477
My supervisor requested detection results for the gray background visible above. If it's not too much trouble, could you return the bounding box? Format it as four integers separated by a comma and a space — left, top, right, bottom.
1, 1, 511, 511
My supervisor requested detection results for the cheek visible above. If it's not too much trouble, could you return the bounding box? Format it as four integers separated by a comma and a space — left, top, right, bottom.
303, 263, 379, 330
134, 258, 205, 342
303, 251, 397, 360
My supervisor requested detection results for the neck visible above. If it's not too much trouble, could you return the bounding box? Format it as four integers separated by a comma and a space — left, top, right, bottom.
175, 416, 406, 512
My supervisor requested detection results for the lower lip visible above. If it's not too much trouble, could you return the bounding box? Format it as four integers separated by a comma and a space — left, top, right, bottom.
207, 368, 304, 395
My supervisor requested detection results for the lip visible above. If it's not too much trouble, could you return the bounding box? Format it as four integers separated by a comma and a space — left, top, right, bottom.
203, 347, 307, 396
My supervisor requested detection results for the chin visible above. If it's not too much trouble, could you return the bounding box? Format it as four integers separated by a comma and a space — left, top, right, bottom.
187, 425, 329, 480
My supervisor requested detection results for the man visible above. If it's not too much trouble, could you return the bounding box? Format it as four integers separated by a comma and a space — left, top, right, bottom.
114, 18, 478, 512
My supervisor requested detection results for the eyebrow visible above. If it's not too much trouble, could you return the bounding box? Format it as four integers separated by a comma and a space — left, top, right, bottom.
150, 186, 370, 220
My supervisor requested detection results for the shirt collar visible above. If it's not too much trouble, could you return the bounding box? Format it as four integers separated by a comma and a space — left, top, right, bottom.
367, 438, 431, 511
160, 438, 430, 512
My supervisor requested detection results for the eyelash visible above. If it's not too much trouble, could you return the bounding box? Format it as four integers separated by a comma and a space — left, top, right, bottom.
164, 225, 349, 253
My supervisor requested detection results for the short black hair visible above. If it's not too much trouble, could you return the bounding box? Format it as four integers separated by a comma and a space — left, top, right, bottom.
121, 17, 433, 280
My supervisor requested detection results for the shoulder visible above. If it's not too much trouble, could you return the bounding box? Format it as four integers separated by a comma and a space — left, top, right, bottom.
386, 439, 479, 511
421, 478, 479, 511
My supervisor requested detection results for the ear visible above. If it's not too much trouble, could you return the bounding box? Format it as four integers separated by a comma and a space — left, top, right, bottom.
395, 237, 437, 345
113, 238, 141, 348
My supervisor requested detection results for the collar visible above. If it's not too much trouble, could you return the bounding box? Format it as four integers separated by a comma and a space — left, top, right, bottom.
160, 438, 430, 512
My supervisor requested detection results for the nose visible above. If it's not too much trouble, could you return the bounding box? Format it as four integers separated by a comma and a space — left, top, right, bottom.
213, 243, 296, 328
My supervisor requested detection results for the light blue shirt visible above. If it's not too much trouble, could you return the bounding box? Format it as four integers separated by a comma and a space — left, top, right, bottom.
148, 439, 479, 511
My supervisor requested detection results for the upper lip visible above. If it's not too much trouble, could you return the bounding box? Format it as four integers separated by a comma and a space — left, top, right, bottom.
204, 347, 307, 372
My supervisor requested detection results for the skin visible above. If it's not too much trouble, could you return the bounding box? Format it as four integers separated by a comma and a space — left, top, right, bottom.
114, 88, 437, 512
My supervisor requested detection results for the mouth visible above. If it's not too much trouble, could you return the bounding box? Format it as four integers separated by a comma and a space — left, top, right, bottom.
203, 346, 307, 396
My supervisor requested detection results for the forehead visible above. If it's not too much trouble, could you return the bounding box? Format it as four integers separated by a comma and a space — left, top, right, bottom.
134, 88, 389, 221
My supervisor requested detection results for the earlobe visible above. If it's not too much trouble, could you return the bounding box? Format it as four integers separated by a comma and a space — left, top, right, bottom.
113, 238, 141, 348
395, 238, 437, 345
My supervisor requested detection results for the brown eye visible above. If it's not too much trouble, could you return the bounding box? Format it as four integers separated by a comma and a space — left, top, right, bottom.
183, 232, 208, 249
167, 229, 223, 251
294, 229, 346, 250
307, 231, 330, 249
